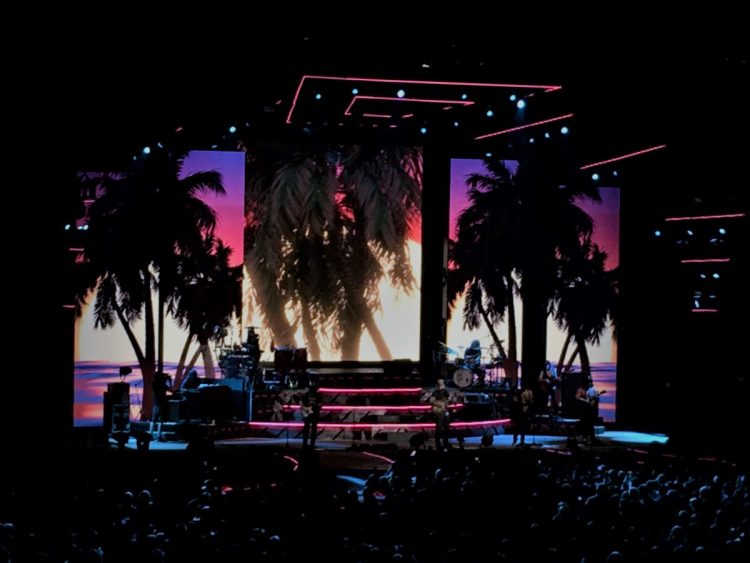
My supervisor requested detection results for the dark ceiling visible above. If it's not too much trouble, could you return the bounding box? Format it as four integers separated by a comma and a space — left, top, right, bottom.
32, 15, 745, 186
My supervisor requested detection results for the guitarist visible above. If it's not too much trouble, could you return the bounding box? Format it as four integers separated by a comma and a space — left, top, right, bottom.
430, 379, 451, 451
300, 385, 321, 449
575, 377, 606, 444
537, 361, 560, 413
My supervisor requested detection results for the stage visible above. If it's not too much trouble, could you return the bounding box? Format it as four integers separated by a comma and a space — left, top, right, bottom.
112, 428, 668, 455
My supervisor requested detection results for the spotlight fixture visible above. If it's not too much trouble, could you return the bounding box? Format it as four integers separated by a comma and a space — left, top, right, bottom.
516, 100, 526, 109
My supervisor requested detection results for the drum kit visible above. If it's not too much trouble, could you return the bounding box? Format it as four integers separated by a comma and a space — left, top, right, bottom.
437, 342, 505, 388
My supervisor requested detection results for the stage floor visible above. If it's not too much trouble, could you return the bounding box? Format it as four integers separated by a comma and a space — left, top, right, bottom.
113, 429, 668, 453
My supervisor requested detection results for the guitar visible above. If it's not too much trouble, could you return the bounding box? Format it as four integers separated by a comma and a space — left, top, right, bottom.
431, 399, 449, 415
582, 388, 606, 406
430, 390, 451, 415
300, 393, 320, 418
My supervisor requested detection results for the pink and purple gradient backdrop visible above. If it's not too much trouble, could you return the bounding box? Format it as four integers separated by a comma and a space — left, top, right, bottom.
182, 150, 245, 265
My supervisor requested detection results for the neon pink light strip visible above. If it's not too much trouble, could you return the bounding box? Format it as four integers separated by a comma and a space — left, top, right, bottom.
248, 419, 510, 430
283, 404, 464, 412
361, 451, 396, 464
318, 387, 423, 394
282, 455, 299, 471
691, 308, 719, 313
579, 144, 667, 170
680, 258, 731, 264
474, 113, 574, 140
362, 113, 392, 119
344, 95, 474, 116
286, 75, 562, 123
665, 213, 746, 222
401, 113, 415, 119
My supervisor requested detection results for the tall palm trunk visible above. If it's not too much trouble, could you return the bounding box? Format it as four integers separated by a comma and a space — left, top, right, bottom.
575, 331, 591, 377
557, 332, 573, 374
201, 340, 216, 378
173, 334, 194, 388
363, 308, 392, 360
478, 300, 506, 357
505, 281, 519, 387
340, 315, 363, 360
157, 285, 165, 374
255, 267, 296, 347
142, 275, 156, 419
300, 304, 321, 361
564, 345, 580, 374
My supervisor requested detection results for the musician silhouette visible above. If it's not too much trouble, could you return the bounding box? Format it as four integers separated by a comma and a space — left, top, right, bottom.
150, 371, 173, 440
510, 385, 534, 446
463, 340, 485, 386
301, 386, 321, 449
430, 379, 451, 451
575, 376, 604, 444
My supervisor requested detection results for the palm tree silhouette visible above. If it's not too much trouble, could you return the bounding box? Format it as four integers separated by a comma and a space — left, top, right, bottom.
76, 151, 225, 418
449, 149, 600, 388
448, 159, 520, 385
552, 239, 619, 376
244, 143, 421, 360
170, 236, 242, 386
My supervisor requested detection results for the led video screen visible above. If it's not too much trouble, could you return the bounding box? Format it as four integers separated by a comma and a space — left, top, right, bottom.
448, 158, 619, 420
74, 146, 422, 425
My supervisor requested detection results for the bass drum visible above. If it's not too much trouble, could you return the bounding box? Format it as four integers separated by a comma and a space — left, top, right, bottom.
453, 367, 473, 388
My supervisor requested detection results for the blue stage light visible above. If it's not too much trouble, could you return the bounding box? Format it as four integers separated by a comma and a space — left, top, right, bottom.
591, 173, 600, 181
397, 89, 406, 98
516, 100, 526, 109
560, 126, 569, 134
